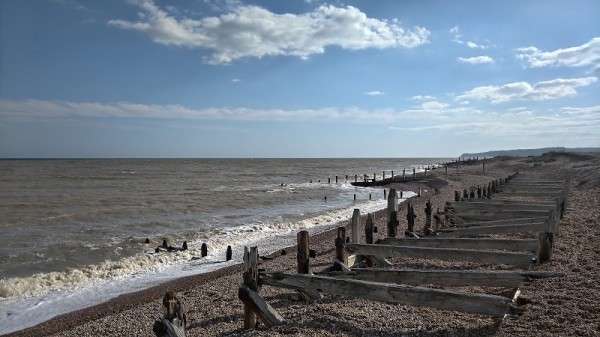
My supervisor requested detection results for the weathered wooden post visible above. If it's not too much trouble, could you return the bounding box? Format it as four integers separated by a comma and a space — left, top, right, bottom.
418, 186, 422, 197
469, 188, 475, 199
297, 231, 310, 274
413, 168, 416, 178
226, 245, 232, 261
387, 211, 399, 237
482, 186, 487, 198
335, 227, 348, 266
201, 243, 208, 257
153, 291, 187, 337
335, 176, 338, 184
365, 213, 375, 267
406, 202, 417, 235
400, 190, 403, 198
403, 168, 406, 180
387, 188, 398, 221
424, 199, 433, 235
355, 175, 358, 183
463, 189, 468, 199
454, 191, 461, 201
364, 174, 367, 182
383, 171, 386, 180
242, 246, 258, 329
445, 165, 448, 175
477, 186, 482, 199
352, 209, 361, 243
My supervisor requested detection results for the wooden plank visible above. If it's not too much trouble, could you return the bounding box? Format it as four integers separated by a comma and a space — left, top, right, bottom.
377, 237, 539, 252
238, 284, 284, 327
460, 217, 547, 227
446, 202, 557, 211
319, 268, 565, 288
457, 199, 557, 206
346, 243, 534, 266
454, 212, 550, 222
437, 222, 546, 237
493, 190, 562, 197
262, 272, 516, 317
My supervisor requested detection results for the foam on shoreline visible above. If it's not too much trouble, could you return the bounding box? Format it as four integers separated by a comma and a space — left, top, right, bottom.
0, 192, 416, 335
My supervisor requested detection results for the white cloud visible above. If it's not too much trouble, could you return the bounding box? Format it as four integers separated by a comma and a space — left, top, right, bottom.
515, 37, 600, 71
365, 91, 385, 96
420, 101, 449, 110
231, 78, 241, 83
410, 95, 436, 101
449, 25, 491, 49
456, 77, 597, 104
109, 0, 430, 64
457, 55, 495, 64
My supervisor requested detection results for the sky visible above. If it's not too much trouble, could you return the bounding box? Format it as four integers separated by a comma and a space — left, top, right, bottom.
0, 0, 599, 158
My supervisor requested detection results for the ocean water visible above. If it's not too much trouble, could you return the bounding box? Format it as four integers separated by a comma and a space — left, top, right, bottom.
0, 158, 447, 334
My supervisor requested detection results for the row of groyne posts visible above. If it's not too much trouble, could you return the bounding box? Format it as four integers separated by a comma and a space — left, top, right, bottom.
320, 157, 491, 189
152, 170, 568, 336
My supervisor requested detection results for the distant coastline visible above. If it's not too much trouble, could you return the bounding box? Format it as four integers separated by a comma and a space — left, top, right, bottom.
461, 147, 600, 158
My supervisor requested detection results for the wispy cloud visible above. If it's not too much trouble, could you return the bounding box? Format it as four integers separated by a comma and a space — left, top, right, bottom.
449, 26, 492, 49
108, 0, 430, 65
2, 99, 599, 144
410, 95, 436, 101
456, 77, 597, 104
457, 55, 495, 64
365, 91, 385, 96
515, 37, 600, 72
231, 78, 242, 83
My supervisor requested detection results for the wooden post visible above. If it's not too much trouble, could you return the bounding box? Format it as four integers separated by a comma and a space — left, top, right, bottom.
454, 191, 461, 201
153, 292, 187, 337
374, 173, 377, 181
384, 189, 387, 200
403, 168, 406, 180
463, 189, 468, 198
418, 186, 422, 197
383, 171, 386, 180
364, 174, 367, 182
365, 213, 374, 267
335, 227, 348, 266
355, 175, 358, 183
335, 176, 338, 184
413, 168, 416, 178
445, 165, 448, 175
387, 211, 399, 237
400, 190, 403, 198
424, 199, 433, 235
425, 168, 428, 178
352, 209, 361, 243
477, 186, 482, 199
406, 202, 417, 235
297, 231, 310, 274
201, 243, 208, 257
387, 188, 398, 221
226, 245, 232, 261
242, 246, 259, 329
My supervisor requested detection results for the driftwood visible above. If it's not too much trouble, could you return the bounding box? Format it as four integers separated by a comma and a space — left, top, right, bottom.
320, 268, 565, 288
346, 243, 534, 266
261, 272, 519, 317
238, 284, 284, 327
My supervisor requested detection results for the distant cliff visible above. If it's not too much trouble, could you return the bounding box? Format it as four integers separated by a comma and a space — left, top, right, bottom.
461, 147, 600, 158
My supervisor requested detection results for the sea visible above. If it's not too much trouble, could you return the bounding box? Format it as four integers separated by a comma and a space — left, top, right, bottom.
0, 158, 448, 334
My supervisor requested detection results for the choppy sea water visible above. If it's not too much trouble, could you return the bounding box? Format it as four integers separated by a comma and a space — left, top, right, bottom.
0, 158, 448, 334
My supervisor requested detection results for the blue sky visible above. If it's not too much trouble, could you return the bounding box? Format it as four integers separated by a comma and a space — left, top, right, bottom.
0, 0, 599, 158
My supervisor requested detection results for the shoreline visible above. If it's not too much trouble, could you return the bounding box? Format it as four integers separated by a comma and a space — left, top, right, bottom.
5, 153, 600, 337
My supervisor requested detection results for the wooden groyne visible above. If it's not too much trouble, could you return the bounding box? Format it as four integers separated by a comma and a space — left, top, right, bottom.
233, 172, 569, 330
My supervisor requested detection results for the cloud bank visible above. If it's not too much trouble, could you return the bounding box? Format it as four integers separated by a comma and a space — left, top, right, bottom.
108, 0, 430, 64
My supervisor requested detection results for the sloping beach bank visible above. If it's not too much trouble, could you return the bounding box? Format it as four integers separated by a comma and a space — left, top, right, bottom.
6, 153, 600, 337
